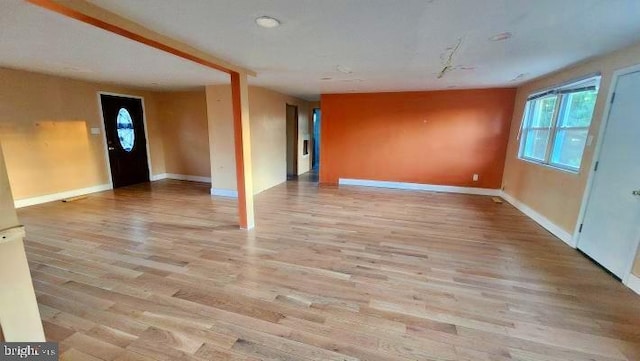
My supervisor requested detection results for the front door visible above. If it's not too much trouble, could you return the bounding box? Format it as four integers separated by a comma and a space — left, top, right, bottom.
578, 70, 640, 278
99, 94, 150, 188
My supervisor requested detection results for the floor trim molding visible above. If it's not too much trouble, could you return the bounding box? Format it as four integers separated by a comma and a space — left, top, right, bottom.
338, 178, 501, 196
211, 188, 238, 198
625, 273, 640, 295
150, 173, 167, 181
500, 191, 575, 248
152, 173, 211, 183
14, 184, 112, 208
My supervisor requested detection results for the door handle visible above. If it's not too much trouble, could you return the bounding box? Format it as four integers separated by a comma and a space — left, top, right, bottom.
633, 190, 640, 196
108, 146, 115, 151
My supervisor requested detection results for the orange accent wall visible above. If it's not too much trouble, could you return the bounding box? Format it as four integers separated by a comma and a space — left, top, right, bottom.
320, 89, 517, 188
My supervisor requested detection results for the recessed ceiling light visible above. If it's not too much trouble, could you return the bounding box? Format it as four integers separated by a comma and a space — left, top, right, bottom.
255, 16, 280, 28
489, 32, 512, 41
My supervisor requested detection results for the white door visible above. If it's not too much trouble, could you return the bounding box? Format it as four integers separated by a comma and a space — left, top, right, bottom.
578, 70, 640, 279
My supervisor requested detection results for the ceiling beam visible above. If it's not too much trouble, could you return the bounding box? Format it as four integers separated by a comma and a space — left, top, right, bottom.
26, 0, 256, 76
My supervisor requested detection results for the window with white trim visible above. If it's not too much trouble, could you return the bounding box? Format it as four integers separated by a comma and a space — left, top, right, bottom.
518, 75, 600, 172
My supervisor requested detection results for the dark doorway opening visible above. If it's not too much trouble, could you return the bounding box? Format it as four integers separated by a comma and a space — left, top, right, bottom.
286, 104, 299, 180
312, 108, 321, 171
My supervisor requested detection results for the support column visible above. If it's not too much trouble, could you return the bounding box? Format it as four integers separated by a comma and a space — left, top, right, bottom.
230, 72, 255, 229
0, 141, 45, 341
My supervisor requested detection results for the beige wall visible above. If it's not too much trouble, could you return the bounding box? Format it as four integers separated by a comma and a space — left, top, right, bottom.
206, 85, 236, 190
0, 67, 166, 200
0, 143, 18, 230
0, 67, 308, 201
0, 140, 45, 341
0, 145, 18, 230
156, 89, 210, 178
502, 42, 640, 277
206, 85, 310, 195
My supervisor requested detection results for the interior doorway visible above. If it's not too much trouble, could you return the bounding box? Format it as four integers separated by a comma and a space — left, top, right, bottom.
312, 108, 321, 171
577, 67, 640, 281
99, 93, 150, 188
286, 104, 299, 180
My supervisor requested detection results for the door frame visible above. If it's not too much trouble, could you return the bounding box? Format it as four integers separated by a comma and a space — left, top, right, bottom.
574, 63, 640, 284
96, 91, 153, 189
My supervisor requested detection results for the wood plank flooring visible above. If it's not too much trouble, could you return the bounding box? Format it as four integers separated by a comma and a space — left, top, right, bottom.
15, 178, 640, 361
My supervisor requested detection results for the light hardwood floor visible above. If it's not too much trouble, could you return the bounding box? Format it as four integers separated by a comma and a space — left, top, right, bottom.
16, 178, 640, 360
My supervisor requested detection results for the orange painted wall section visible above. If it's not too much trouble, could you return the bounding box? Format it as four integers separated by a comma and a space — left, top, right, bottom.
320, 89, 516, 188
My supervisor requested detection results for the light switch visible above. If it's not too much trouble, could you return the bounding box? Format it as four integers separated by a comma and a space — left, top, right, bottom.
90, 127, 101, 135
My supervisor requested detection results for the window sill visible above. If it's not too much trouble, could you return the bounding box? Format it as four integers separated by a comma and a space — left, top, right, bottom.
518, 157, 580, 175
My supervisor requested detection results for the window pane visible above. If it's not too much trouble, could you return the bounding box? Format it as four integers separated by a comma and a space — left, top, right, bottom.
522, 129, 550, 161
551, 128, 589, 170
116, 108, 135, 152
527, 96, 557, 128
519, 76, 599, 172
557, 90, 597, 128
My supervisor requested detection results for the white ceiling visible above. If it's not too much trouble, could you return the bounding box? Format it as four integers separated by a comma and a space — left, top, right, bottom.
2, 0, 640, 99
0, 0, 230, 90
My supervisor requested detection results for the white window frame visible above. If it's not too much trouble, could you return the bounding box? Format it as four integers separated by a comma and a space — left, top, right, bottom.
518, 75, 601, 173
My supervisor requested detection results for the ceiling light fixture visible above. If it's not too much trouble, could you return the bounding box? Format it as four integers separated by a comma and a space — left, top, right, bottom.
489, 32, 512, 41
255, 16, 281, 28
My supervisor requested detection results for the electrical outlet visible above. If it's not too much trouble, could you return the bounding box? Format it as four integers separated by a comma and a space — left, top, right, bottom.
473, 174, 479, 182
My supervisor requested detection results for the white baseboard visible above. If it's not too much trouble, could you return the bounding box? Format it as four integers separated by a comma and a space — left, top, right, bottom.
151, 173, 211, 183
500, 191, 575, 248
338, 178, 501, 196
150, 173, 167, 181
14, 184, 111, 208
211, 188, 238, 198
625, 273, 640, 295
